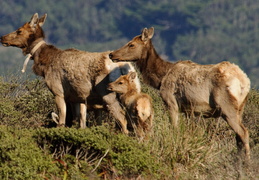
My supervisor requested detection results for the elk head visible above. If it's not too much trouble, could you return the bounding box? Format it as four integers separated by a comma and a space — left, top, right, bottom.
0, 13, 47, 55
109, 27, 154, 62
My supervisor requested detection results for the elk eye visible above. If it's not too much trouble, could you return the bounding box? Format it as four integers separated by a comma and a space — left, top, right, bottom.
118, 82, 123, 85
129, 44, 134, 48
16, 30, 22, 34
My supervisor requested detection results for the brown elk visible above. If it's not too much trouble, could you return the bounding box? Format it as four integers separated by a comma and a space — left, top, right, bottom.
108, 72, 154, 139
0, 13, 140, 133
109, 27, 251, 159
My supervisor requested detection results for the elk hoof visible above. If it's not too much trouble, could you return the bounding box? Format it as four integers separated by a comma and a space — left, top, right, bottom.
57, 123, 65, 128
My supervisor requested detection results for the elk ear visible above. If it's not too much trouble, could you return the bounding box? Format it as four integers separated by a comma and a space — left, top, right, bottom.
128, 72, 137, 81
141, 28, 149, 41
147, 27, 154, 39
141, 27, 154, 42
29, 13, 39, 27
38, 14, 47, 27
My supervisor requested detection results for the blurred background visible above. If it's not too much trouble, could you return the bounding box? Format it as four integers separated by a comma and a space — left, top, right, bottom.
1, 0, 259, 88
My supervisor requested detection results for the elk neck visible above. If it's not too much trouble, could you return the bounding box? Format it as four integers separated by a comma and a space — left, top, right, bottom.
136, 41, 171, 89
29, 38, 54, 77
29, 38, 46, 57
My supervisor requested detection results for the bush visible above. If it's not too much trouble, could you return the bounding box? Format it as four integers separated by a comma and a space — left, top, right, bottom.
0, 77, 55, 128
0, 126, 60, 180
35, 126, 158, 179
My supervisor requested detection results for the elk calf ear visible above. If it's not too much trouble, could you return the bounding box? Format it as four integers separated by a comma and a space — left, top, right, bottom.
29, 13, 39, 27
128, 72, 137, 81
141, 27, 154, 42
39, 14, 47, 27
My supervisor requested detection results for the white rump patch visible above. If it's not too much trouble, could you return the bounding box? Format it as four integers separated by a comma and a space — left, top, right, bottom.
227, 77, 248, 105
227, 78, 241, 98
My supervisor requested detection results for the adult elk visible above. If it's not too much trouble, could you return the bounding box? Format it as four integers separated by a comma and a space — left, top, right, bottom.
0, 13, 139, 134
109, 27, 251, 159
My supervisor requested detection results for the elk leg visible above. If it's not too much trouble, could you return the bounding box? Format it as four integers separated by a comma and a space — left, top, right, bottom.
55, 96, 66, 127
72, 103, 81, 126
160, 90, 179, 127
103, 93, 129, 134
225, 115, 250, 159
220, 105, 250, 160
80, 102, 87, 129
65, 102, 77, 127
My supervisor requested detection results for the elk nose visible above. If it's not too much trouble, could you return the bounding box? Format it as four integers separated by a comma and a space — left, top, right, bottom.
109, 53, 113, 59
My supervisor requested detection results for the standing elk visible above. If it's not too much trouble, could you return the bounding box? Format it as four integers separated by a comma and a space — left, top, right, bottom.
108, 72, 154, 139
109, 27, 251, 159
0, 13, 140, 134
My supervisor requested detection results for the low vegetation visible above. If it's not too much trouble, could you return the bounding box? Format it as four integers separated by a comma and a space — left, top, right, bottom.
0, 75, 258, 179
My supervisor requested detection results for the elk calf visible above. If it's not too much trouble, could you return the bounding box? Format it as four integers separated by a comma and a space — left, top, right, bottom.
108, 72, 154, 139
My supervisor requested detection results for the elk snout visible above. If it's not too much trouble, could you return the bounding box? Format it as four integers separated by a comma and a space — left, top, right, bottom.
0, 36, 9, 47
109, 53, 113, 59
107, 84, 113, 91
109, 53, 120, 62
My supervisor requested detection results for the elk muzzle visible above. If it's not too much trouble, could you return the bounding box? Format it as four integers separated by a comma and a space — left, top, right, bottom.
0, 36, 10, 47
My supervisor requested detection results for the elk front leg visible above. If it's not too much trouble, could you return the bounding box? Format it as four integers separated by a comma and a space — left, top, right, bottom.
55, 96, 66, 127
160, 90, 179, 127
103, 93, 128, 134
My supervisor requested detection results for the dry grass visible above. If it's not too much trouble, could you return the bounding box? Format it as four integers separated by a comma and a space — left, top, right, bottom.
140, 81, 259, 180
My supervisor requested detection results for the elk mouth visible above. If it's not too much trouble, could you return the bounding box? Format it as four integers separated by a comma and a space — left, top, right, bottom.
107, 86, 112, 91
0, 37, 10, 47
111, 58, 138, 63
111, 59, 121, 63
1, 42, 10, 47
109, 53, 137, 62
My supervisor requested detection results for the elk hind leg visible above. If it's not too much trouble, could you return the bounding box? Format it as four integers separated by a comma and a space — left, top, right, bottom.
55, 96, 66, 127
220, 104, 250, 160
227, 115, 249, 160
80, 103, 87, 129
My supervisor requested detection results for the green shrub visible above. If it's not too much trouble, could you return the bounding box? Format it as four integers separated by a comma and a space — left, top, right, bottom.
0, 126, 60, 180
34, 126, 158, 179
0, 77, 55, 128
0, 76, 21, 124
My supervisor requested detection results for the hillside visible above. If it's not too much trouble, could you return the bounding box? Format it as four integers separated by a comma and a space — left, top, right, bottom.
1, 0, 259, 87
0, 75, 258, 179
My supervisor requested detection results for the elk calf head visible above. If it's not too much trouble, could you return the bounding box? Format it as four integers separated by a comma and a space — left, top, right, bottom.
107, 72, 137, 94
0, 13, 47, 55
